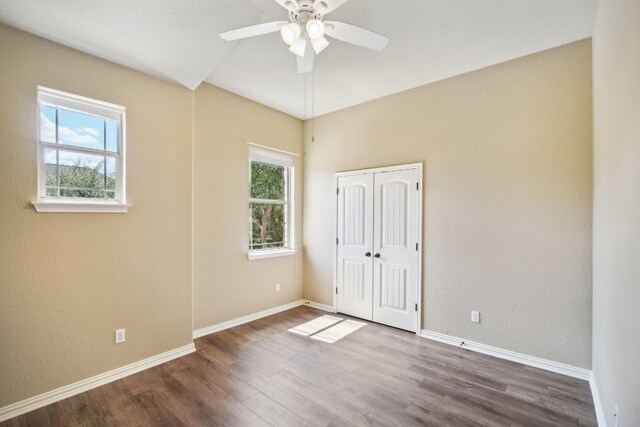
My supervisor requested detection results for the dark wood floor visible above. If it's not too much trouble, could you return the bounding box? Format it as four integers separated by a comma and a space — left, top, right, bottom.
2, 306, 596, 426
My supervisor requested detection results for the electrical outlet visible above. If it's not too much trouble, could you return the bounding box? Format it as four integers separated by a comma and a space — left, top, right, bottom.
275, 283, 281, 292
471, 311, 480, 323
115, 328, 126, 344
614, 405, 619, 427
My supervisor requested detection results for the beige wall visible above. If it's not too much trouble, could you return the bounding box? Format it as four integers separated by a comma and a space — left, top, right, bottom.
0, 16, 598, 413
0, 24, 193, 407
303, 40, 593, 368
592, 0, 640, 424
192, 84, 304, 330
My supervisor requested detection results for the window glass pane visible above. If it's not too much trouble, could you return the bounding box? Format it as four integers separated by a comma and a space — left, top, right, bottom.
251, 161, 285, 200
44, 147, 58, 196
106, 157, 116, 191
58, 109, 105, 151
106, 119, 118, 153
59, 188, 106, 198
40, 105, 56, 143
44, 146, 57, 180
250, 203, 285, 250
57, 150, 109, 198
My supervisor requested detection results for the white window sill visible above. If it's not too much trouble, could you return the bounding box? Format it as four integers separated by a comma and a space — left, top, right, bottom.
33, 201, 131, 213
247, 248, 297, 260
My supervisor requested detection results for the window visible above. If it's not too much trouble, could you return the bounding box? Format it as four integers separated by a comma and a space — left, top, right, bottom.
248, 146, 295, 260
33, 87, 129, 213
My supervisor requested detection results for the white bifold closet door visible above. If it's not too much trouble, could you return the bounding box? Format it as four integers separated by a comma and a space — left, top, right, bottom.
336, 167, 420, 332
336, 173, 374, 321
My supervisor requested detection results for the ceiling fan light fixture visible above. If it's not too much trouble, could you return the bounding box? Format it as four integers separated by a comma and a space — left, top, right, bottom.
311, 36, 329, 54
281, 23, 301, 45
289, 37, 307, 57
305, 19, 325, 40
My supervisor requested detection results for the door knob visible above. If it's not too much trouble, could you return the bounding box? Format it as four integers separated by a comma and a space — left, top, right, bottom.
374, 253, 381, 258
365, 252, 371, 257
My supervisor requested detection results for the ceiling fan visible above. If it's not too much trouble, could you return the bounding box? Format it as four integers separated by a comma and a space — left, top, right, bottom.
220, 0, 389, 74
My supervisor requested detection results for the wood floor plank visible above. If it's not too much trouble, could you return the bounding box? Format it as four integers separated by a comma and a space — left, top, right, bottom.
225, 361, 338, 427
334, 385, 426, 427
184, 352, 260, 402
327, 415, 387, 427
243, 392, 309, 427
405, 402, 488, 427
282, 358, 350, 395
1, 306, 597, 426
166, 364, 269, 427
195, 338, 239, 366
271, 370, 363, 421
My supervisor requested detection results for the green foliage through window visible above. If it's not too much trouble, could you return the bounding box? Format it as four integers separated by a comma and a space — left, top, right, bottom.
45, 158, 116, 199
250, 161, 289, 250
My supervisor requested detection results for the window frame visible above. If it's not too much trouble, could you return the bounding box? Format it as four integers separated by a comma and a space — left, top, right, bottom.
247, 145, 296, 260
33, 86, 129, 213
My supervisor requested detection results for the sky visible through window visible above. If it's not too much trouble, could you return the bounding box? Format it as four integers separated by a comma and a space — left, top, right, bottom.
41, 106, 118, 158
41, 106, 117, 171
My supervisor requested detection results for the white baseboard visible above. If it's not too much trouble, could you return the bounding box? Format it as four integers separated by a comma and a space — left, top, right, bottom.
2, 299, 324, 422
420, 330, 591, 381
589, 371, 607, 427
192, 299, 337, 339
0, 343, 195, 423
303, 300, 336, 312
193, 299, 306, 339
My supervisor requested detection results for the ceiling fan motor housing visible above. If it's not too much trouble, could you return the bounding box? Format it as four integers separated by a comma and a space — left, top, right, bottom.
288, 1, 323, 26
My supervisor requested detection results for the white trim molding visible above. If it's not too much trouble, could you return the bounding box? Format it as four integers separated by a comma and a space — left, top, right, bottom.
36, 86, 128, 208
333, 162, 424, 335
246, 141, 300, 158
0, 343, 195, 423
247, 248, 297, 260
589, 372, 607, 427
304, 300, 336, 312
33, 201, 131, 213
193, 299, 337, 339
421, 330, 591, 381
335, 162, 424, 176
193, 299, 306, 339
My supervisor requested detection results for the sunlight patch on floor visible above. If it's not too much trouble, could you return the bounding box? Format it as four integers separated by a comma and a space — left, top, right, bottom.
310, 319, 367, 343
288, 315, 343, 336
288, 315, 366, 343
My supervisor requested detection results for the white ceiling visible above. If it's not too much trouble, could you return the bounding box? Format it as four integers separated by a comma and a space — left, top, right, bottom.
0, 0, 598, 119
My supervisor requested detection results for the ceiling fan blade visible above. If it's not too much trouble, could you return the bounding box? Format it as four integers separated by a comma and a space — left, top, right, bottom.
274, 0, 298, 12
324, 21, 389, 51
220, 21, 287, 41
297, 41, 315, 74
314, 0, 349, 14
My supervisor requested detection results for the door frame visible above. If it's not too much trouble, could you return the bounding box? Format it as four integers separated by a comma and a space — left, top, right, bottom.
333, 162, 423, 334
